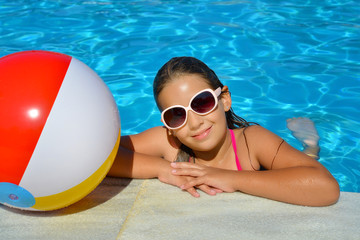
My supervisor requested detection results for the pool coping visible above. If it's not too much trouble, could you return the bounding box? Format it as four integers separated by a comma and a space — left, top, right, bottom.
1, 177, 359, 240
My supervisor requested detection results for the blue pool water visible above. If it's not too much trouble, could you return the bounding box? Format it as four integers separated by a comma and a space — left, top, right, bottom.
1, 0, 359, 192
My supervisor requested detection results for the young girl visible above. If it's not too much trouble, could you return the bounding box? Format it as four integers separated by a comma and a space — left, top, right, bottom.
108, 57, 339, 206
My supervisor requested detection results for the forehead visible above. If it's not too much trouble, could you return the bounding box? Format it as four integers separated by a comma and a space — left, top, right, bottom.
157, 74, 211, 110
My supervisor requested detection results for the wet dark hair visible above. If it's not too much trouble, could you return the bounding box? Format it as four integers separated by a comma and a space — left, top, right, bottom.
153, 57, 254, 162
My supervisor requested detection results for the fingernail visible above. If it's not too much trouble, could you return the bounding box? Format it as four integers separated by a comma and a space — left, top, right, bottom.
171, 162, 177, 167
171, 169, 177, 173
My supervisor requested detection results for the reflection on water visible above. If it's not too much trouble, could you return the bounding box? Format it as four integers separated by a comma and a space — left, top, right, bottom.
1, 0, 359, 192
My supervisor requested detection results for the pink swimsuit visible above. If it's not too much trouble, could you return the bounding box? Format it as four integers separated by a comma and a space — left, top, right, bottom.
189, 129, 242, 171
229, 129, 242, 171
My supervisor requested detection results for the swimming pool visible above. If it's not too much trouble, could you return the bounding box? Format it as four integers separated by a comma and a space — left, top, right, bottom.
1, 0, 359, 192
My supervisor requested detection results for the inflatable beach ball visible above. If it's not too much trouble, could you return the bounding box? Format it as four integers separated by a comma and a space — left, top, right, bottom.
0, 50, 120, 211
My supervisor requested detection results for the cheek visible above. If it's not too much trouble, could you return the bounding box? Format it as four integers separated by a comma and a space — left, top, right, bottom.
212, 106, 228, 126
213, 112, 229, 136
175, 111, 227, 143
172, 128, 187, 142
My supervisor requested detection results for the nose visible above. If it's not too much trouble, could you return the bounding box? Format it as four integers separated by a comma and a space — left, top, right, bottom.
186, 110, 204, 130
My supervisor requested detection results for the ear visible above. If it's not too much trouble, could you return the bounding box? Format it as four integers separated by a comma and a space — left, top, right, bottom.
220, 86, 232, 112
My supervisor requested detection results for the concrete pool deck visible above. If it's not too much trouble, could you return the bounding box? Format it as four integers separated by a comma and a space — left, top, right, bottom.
1, 177, 359, 240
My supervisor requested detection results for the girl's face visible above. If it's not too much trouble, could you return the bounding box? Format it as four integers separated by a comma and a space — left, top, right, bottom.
157, 74, 231, 152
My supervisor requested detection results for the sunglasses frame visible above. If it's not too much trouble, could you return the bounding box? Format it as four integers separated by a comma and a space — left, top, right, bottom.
161, 87, 222, 130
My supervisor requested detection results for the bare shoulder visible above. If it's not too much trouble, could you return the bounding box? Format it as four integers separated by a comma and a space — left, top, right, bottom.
131, 126, 169, 140
234, 124, 282, 143
232, 125, 283, 169
236, 125, 322, 169
121, 126, 179, 160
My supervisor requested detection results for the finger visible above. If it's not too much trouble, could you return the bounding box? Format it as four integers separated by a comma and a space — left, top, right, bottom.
180, 178, 205, 190
171, 162, 202, 169
191, 184, 224, 194
214, 188, 224, 193
185, 187, 200, 198
198, 185, 217, 196
171, 168, 204, 177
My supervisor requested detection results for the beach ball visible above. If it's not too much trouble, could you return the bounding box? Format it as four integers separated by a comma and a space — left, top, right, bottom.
0, 50, 120, 211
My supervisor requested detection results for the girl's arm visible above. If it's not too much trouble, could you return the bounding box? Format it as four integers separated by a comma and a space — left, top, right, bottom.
108, 127, 220, 196
108, 127, 171, 178
108, 143, 170, 179
171, 126, 340, 206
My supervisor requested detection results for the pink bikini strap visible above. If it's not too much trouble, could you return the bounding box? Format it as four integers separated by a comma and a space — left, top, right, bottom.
188, 129, 241, 171
229, 129, 242, 171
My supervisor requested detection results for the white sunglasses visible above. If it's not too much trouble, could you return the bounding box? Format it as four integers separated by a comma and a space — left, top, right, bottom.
161, 87, 222, 129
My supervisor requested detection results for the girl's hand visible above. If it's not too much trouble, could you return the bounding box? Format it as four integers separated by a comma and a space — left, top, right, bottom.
170, 162, 237, 193
158, 162, 221, 197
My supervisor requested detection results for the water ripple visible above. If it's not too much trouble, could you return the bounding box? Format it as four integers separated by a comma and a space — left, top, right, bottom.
0, 0, 359, 192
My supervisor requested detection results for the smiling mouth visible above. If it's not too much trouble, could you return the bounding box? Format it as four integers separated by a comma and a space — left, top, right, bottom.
192, 126, 212, 140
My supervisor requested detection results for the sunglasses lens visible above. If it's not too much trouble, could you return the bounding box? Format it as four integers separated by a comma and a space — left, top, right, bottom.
191, 91, 216, 114
163, 107, 186, 128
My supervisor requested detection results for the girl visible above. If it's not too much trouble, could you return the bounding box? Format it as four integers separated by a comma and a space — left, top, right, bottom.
108, 57, 339, 206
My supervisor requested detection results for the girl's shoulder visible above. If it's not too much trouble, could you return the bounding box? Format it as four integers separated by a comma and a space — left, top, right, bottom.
233, 125, 284, 168
233, 124, 281, 141
129, 126, 175, 147
126, 126, 180, 159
